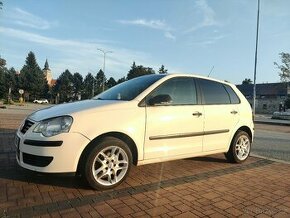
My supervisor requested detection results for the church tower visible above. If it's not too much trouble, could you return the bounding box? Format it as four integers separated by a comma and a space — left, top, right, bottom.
43, 59, 53, 86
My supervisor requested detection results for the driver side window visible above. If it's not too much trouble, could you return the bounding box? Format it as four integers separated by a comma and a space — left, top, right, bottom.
147, 77, 197, 105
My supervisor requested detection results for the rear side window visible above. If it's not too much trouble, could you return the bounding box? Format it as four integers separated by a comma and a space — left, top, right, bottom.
198, 79, 230, 105
224, 84, 240, 104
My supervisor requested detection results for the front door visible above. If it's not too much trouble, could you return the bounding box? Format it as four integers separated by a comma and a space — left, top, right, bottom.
143, 77, 204, 160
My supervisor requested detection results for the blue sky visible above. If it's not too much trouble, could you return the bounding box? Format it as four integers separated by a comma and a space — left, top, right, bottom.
0, 0, 290, 84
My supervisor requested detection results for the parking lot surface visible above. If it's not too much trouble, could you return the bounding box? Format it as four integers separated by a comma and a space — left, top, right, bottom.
0, 106, 289, 217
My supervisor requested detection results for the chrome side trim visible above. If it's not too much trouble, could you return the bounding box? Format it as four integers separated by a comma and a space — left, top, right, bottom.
149, 129, 229, 140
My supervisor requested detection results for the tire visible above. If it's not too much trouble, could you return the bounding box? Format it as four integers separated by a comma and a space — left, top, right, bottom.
225, 130, 251, 163
82, 137, 132, 190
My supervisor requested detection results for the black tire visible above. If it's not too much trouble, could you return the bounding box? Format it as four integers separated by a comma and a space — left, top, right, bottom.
82, 137, 132, 190
225, 130, 251, 163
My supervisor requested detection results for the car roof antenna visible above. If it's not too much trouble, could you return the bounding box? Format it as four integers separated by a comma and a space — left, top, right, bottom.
208, 66, 214, 77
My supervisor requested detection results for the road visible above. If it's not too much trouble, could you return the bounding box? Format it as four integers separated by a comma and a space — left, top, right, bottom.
252, 124, 290, 162
1, 104, 290, 162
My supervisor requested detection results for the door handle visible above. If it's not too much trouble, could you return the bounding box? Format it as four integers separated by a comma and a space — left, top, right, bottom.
192, 112, 202, 117
231, 110, 238, 114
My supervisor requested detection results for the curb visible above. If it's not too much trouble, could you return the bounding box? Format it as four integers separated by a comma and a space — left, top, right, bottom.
254, 120, 290, 126
251, 154, 290, 165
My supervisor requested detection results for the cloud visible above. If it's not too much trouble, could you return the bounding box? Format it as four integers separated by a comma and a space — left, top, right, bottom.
164, 32, 176, 40
117, 19, 171, 31
0, 26, 154, 79
118, 19, 176, 40
185, 0, 220, 33
8, 8, 57, 30
189, 34, 227, 46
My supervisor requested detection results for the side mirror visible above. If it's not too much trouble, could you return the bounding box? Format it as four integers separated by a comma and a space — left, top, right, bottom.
148, 94, 172, 106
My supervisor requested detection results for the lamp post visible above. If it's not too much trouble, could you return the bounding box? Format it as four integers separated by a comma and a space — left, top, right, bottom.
97, 48, 112, 92
253, 0, 260, 118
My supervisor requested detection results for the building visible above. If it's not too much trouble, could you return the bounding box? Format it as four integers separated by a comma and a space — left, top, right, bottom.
237, 82, 290, 114
43, 59, 56, 87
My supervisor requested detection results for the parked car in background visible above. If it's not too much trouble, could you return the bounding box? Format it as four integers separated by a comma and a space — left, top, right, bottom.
16, 74, 254, 190
33, 99, 48, 104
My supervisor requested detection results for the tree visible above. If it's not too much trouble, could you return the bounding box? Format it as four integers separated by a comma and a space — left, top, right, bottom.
285, 98, 290, 109
274, 52, 290, 82
117, 77, 126, 84
53, 69, 74, 102
0, 59, 20, 101
95, 69, 106, 94
158, 65, 168, 74
127, 61, 155, 80
73, 72, 83, 100
19, 51, 48, 101
83, 73, 95, 99
0, 57, 6, 67
242, 78, 253, 85
0, 1, 3, 10
106, 77, 117, 88
0, 58, 7, 98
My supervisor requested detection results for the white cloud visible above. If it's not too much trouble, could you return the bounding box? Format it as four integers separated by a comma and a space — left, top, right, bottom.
8, 8, 57, 30
185, 0, 220, 33
118, 19, 171, 31
0, 26, 155, 79
164, 32, 176, 40
189, 34, 227, 46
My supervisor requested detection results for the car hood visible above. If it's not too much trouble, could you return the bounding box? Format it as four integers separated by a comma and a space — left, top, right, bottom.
28, 99, 126, 122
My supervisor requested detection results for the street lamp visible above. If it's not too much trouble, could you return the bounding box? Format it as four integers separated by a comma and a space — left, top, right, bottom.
97, 48, 113, 92
253, 0, 260, 118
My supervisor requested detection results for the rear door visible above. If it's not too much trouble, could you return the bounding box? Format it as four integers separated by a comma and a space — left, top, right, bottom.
197, 79, 240, 152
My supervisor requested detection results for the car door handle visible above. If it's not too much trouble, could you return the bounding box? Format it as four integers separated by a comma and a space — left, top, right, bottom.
231, 110, 238, 114
192, 112, 202, 117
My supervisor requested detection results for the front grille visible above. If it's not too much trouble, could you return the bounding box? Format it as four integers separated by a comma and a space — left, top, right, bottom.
21, 120, 35, 134
23, 153, 53, 167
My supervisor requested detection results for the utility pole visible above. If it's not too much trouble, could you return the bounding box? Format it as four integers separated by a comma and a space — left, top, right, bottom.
253, 0, 260, 118
97, 48, 113, 92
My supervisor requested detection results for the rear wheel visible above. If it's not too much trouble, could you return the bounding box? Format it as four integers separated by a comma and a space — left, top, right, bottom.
82, 137, 132, 190
225, 130, 251, 163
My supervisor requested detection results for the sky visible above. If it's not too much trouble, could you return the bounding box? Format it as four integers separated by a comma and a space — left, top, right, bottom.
0, 0, 290, 84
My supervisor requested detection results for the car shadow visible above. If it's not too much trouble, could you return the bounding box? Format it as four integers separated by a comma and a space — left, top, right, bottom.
0, 166, 92, 190
190, 155, 228, 163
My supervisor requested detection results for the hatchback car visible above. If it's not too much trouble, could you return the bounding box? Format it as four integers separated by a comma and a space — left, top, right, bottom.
16, 74, 254, 189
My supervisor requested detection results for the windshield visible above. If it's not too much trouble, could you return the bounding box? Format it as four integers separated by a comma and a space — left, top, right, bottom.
93, 74, 165, 101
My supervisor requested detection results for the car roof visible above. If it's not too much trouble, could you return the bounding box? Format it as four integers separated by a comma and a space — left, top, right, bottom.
162, 73, 233, 86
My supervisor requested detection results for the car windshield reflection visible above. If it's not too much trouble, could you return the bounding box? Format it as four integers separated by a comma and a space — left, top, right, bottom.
93, 74, 165, 101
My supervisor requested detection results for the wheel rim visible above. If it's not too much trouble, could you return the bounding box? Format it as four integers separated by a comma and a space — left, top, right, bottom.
92, 146, 129, 186
235, 135, 250, 161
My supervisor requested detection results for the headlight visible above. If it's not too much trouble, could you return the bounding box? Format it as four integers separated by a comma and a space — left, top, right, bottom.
33, 116, 73, 137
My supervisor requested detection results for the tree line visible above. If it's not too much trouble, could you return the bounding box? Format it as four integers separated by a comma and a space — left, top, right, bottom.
0, 51, 168, 103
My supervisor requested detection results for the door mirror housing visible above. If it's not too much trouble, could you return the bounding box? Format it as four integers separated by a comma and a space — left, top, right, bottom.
148, 94, 172, 106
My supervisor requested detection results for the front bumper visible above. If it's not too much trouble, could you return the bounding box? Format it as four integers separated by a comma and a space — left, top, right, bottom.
15, 124, 90, 173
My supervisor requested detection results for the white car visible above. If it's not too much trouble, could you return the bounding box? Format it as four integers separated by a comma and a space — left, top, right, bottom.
15, 74, 254, 189
33, 99, 48, 104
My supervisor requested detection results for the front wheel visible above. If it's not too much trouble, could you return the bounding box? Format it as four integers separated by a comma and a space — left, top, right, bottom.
225, 130, 251, 163
82, 137, 132, 190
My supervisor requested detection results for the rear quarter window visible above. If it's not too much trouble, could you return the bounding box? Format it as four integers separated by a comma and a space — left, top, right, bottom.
224, 84, 240, 104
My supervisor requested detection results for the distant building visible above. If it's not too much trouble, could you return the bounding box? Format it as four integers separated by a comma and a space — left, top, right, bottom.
237, 82, 290, 114
43, 59, 56, 87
